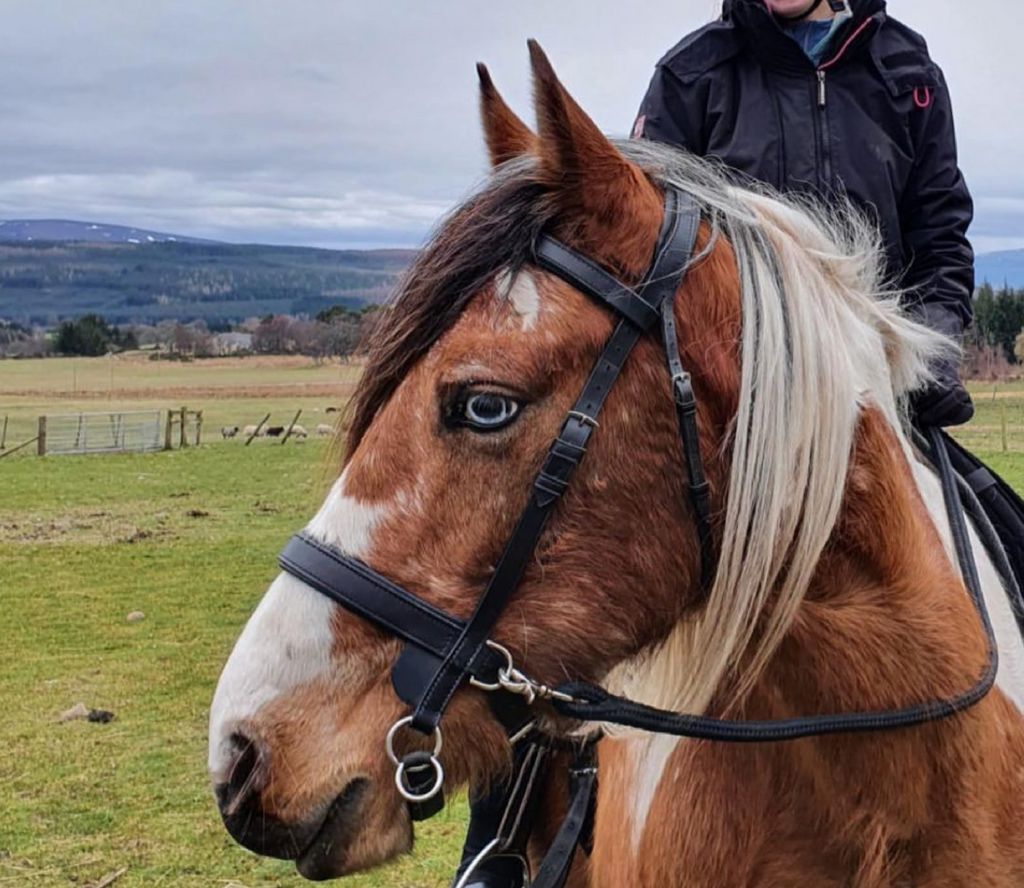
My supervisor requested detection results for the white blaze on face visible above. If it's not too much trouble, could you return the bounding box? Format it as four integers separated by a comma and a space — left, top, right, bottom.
496, 268, 541, 331
208, 469, 391, 778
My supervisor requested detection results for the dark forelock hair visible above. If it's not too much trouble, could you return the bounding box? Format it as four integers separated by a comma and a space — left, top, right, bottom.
344, 160, 552, 458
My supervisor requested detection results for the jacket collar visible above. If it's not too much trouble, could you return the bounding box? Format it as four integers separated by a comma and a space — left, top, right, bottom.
723, 0, 886, 71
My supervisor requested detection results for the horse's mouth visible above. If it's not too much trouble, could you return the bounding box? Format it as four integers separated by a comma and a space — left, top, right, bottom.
295, 778, 404, 880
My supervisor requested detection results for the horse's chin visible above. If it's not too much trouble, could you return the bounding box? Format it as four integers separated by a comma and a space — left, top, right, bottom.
295, 779, 413, 881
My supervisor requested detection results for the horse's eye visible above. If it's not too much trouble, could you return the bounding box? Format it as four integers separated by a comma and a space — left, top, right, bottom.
452, 392, 522, 432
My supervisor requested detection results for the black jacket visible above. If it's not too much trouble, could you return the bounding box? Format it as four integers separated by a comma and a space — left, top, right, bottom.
636, 0, 974, 333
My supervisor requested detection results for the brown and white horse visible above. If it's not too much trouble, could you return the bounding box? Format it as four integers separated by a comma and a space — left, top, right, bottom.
209, 44, 1024, 885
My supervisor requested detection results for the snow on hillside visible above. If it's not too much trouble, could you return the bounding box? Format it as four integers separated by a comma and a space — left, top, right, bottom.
0, 219, 216, 245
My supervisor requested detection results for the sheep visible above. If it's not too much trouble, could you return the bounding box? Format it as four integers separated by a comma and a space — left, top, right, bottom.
265, 426, 286, 437
316, 423, 334, 437
221, 426, 239, 439
290, 424, 308, 439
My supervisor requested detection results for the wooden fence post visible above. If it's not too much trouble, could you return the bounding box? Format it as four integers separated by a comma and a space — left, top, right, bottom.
165, 410, 174, 450
1, 414, 8, 450
195, 410, 203, 447
245, 413, 271, 446
37, 416, 47, 456
179, 406, 187, 449
281, 409, 303, 445
1001, 404, 1008, 453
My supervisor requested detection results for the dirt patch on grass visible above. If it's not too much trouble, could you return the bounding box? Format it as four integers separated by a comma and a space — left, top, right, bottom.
0, 506, 199, 545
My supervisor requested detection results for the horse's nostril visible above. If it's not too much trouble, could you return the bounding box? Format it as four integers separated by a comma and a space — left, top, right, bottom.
218, 731, 268, 817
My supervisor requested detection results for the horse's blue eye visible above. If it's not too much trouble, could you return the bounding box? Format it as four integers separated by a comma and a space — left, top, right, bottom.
459, 393, 521, 431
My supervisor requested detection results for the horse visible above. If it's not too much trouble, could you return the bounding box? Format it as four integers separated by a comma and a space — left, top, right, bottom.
209, 44, 1024, 886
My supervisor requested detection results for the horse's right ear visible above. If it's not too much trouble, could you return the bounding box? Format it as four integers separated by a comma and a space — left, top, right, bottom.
477, 62, 537, 167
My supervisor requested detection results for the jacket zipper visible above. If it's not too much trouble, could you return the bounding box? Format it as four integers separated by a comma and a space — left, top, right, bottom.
813, 16, 874, 185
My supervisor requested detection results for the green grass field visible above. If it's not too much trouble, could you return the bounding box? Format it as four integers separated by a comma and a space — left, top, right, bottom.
4, 356, 1024, 888
0, 358, 467, 888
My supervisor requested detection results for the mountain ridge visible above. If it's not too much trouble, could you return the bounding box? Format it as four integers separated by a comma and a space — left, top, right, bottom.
0, 219, 218, 245
976, 248, 1024, 289
0, 225, 416, 326
0, 219, 1019, 324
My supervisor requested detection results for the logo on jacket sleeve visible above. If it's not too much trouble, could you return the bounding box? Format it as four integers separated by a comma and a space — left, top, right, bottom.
632, 114, 646, 139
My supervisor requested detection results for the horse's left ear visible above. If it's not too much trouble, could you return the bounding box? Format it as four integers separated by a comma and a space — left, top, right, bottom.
528, 39, 662, 274
477, 62, 537, 167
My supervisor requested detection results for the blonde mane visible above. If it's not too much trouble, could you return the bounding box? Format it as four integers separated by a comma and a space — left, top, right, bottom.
607, 139, 952, 720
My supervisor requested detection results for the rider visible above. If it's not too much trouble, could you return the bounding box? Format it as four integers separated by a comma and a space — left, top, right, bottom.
455, 1, 975, 885
634, 0, 975, 427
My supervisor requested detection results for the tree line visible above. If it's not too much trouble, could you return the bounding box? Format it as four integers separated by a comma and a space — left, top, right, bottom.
0, 305, 382, 359
5, 284, 1023, 364
971, 283, 1024, 362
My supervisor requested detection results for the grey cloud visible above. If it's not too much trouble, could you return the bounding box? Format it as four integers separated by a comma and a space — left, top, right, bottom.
0, 1, 1020, 251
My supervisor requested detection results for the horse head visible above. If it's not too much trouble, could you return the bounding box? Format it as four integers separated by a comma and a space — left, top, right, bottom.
208, 42, 946, 881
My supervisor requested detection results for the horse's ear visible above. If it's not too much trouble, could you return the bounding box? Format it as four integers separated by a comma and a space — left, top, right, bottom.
477, 63, 536, 168
528, 40, 661, 273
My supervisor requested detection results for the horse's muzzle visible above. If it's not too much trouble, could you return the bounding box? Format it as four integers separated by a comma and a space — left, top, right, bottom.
214, 730, 368, 874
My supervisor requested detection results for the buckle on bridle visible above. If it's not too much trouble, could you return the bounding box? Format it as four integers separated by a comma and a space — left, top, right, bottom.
567, 410, 599, 429
671, 372, 696, 412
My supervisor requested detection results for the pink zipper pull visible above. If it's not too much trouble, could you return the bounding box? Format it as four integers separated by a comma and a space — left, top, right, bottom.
817, 70, 826, 107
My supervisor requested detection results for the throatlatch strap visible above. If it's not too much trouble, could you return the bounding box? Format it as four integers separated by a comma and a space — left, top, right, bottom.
530, 749, 597, 888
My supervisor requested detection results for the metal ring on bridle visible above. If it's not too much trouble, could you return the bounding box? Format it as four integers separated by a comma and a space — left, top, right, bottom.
385, 714, 443, 767
395, 753, 445, 804
469, 640, 516, 693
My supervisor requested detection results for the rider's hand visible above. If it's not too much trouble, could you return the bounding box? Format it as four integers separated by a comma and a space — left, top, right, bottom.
911, 358, 974, 427
907, 302, 974, 428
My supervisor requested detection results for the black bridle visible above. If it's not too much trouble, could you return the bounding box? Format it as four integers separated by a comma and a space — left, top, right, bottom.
277, 186, 1004, 882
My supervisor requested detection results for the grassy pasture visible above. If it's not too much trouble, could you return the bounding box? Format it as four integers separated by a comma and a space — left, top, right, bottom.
0, 354, 363, 449
3, 355, 1024, 888
0, 357, 465, 888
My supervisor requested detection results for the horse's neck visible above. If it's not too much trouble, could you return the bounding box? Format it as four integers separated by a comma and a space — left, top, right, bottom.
589, 407, 1024, 887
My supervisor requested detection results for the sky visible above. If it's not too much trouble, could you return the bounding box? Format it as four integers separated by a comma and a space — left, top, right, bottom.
0, 1, 1021, 254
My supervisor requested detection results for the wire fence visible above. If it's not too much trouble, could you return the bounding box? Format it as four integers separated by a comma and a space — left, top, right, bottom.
40, 411, 164, 456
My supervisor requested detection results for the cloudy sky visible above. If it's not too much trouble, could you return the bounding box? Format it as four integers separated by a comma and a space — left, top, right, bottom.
1, 1, 1021, 253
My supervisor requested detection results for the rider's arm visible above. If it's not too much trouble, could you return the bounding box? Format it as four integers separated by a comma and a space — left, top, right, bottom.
632, 64, 706, 153
900, 66, 976, 427
899, 67, 975, 334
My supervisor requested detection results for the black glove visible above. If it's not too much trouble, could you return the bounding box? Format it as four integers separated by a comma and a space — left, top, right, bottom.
910, 359, 974, 427
906, 302, 974, 428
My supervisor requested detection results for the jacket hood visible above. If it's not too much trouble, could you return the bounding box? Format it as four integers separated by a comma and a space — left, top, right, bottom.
723, 0, 885, 17
722, 0, 887, 70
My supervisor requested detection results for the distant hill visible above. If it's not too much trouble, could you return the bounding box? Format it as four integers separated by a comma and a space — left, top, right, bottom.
976, 249, 1024, 289
0, 220, 416, 325
0, 219, 217, 245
